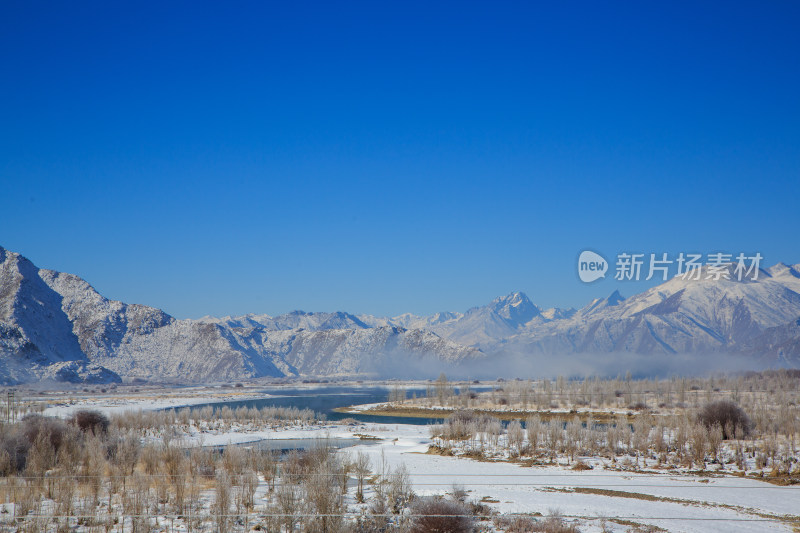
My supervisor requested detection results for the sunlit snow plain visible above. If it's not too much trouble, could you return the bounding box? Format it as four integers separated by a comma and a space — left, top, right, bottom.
37, 387, 800, 533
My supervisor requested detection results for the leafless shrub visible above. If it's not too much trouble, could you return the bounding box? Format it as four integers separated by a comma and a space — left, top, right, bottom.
526, 415, 541, 454
222, 444, 247, 476
21, 415, 71, 455
13, 478, 37, 519
108, 431, 140, 476
495, 516, 538, 532
81, 434, 107, 505
361, 496, 392, 531
442, 410, 481, 441
690, 423, 708, 467
240, 470, 258, 510
0, 427, 28, 474
214, 470, 232, 533
25, 429, 56, 479
450, 483, 468, 503
507, 421, 524, 453
354, 450, 371, 502
387, 463, 412, 513
533, 515, 581, 532
571, 460, 592, 471
140, 444, 161, 476
70, 409, 110, 435
120, 472, 149, 532
698, 400, 752, 439
305, 459, 345, 532
189, 446, 216, 479
255, 449, 278, 491
276, 482, 305, 533
409, 497, 474, 533
1, 415, 76, 475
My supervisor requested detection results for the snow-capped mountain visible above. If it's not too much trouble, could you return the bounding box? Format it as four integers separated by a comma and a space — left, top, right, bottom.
413, 292, 543, 349
200, 310, 371, 331
2, 244, 799, 385
191, 267, 800, 366
353, 292, 554, 350
505, 264, 800, 360
0, 246, 480, 384
0, 247, 115, 384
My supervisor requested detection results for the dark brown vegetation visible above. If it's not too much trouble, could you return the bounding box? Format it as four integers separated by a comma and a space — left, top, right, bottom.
698, 400, 752, 439
409, 497, 474, 533
71, 409, 110, 435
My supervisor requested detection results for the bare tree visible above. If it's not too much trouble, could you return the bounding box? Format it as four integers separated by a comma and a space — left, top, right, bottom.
214, 470, 232, 533
353, 450, 371, 503
276, 482, 305, 533
507, 420, 524, 454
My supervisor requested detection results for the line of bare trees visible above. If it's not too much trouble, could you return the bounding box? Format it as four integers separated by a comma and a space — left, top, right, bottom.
0, 407, 508, 533
418, 370, 800, 416
430, 394, 799, 476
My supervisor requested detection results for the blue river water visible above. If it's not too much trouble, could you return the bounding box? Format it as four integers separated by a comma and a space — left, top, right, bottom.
182, 385, 450, 426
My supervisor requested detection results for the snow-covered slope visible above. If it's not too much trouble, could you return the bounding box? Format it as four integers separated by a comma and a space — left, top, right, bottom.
0, 247, 116, 384
507, 265, 800, 360
357, 292, 556, 350
0, 246, 481, 383
2, 243, 799, 384
351, 270, 800, 364
421, 292, 542, 349
202, 310, 372, 331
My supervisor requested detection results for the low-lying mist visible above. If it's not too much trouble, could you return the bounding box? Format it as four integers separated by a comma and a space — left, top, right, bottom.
373, 348, 793, 381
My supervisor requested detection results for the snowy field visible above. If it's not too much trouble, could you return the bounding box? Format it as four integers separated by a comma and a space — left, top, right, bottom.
348, 424, 800, 533
40, 387, 267, 417
27, 388, 799, 532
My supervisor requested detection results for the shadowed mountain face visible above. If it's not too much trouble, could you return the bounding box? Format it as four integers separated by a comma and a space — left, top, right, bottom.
1, 245, 798, 385
0, 248, 85, 366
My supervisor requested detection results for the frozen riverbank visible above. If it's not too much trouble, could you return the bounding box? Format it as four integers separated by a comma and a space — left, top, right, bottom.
33, 386, 800, 532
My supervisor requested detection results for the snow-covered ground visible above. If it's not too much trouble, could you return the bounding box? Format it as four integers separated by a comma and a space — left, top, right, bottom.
36, 391, 800, 532
344, 423, 800, 532
40, 388, 267, 417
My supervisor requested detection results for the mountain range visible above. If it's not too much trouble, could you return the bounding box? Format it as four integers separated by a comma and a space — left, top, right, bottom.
1, 245, 798, 385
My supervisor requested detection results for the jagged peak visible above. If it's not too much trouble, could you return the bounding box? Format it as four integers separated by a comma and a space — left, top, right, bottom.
579, 289, 625, 316
606, 289, 625, 306
768, 262, 800, 279
491, 291, 532, 307
486, 291, 541, 325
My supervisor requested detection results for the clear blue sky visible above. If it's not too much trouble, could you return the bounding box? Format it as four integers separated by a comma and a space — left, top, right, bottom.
1, 1, 798, 319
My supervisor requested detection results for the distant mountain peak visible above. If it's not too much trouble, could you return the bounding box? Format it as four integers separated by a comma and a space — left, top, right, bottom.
579, 289, 626, 317
3, 243, 800, 381
541, 307, 577, 320
768, 262, 800, 279
489, 291, 532, 310
606, 289, 625, 306
488, 291, 541, 325
492, 291, 530, 305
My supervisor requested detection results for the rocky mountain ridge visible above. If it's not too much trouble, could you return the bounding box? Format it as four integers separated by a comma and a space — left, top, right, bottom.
1, 245, 798, 384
